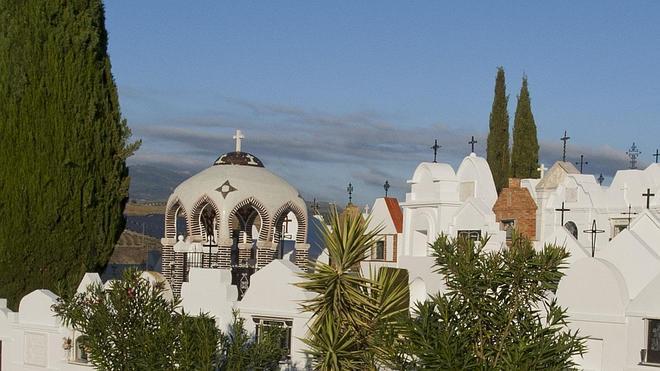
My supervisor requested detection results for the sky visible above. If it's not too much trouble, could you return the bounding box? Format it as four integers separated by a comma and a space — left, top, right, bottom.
104, 1, 660, 205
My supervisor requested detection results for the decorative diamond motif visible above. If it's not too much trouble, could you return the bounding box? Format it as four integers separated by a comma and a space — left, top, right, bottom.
216, 180, 237, 199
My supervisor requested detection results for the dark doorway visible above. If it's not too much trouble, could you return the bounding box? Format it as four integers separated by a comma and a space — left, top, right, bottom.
564, 221, 578, 239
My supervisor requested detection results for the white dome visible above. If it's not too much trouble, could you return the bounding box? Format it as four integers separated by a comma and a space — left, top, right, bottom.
171, 165, 302, 211
410, 162, 457, 183
165, 152, 307, 243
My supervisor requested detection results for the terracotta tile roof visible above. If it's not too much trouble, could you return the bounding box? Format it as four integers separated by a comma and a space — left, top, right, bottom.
384, 197, 403, 233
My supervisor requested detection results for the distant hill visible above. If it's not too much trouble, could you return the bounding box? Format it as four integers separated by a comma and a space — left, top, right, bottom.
128, 164, 197, 202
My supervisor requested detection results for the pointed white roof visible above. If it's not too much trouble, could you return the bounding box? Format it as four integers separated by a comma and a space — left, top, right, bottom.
542, 226, 590, 265
239, 259, 313, 318
76, 272, 102, 294
456, 153, 498, 208
556, 258, 628, 320
536, 161, 580, 190
627, 272, 660, 317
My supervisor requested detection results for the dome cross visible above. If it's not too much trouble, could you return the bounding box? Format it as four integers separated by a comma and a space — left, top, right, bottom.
233, 129, 245, 152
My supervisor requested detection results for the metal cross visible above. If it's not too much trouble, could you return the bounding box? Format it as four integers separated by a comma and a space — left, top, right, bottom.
583, 219, 605, 257
233, 129, 245, 152
654, 149, 660, 163
282, 214, 292, 234
626, 142, 641, 169
537, 163, 548, 178
643, 188, 655, 209
431, 139, 441, 163
468, 136, 477, 153
311, 197, 320, 215
555, 202, 571, 226
575, 154, 588, 173
561, 130, 570, 162
622, 205, 637, 228
202, 233, 218, 268
384, 180, 390, 197
597, 173, 605, 186
347, 183, 354, 204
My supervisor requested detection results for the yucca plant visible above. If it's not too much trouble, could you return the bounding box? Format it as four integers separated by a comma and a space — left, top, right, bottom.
297, 208, 410, 371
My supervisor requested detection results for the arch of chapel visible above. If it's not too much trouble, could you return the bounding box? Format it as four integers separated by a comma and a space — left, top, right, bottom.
189, 194, 222, 242
165, 198, 188, 239
229, 196, 271, 242
272, 201, 308, 244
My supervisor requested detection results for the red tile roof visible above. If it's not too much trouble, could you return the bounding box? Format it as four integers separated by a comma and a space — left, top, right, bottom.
384, 197, 403, 233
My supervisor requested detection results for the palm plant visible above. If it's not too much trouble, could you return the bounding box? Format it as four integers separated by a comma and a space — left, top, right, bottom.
297, 208, 410, 370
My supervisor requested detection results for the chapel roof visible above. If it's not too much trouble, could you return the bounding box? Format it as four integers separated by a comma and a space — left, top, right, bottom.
213, 151, 264, 167
536, 161, 580, 190
384, 197, 403, 233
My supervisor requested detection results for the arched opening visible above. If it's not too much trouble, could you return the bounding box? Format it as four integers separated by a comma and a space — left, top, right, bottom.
186, 196, 221, 272
73, 334, 89, 363
189, 196, 220, 243
272, 202, 308, 259
165, 200, 188, 240
230, 198, 270, 266
199, 203, 218, 244
411, 211, 433, 257
231, 204, 263, 244
564, 221, 578, 239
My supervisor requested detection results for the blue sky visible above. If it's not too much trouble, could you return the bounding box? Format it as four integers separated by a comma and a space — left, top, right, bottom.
105, 1, 660, 204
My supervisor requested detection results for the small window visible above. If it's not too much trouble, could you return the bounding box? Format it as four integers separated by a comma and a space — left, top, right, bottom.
457, 230, 481, 242
501, 220, 515, 241
644, 319, 660, 364
253, 317, 293, 361
611, 220, 628, 238
374, 240, 385, 260
73, 335, 89, 364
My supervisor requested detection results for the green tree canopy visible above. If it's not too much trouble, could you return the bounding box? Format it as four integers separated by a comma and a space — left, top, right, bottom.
53, 270, 285, 370
487, 67, 511, 193
398, 233, 585, 370
511, 76, 540, 178
0, 0, 139, 308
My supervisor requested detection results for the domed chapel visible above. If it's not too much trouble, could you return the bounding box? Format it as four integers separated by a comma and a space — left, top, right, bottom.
161, 130, 309, 296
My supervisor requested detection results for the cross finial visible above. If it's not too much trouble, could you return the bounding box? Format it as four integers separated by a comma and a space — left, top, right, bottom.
622, 204, 638, 228
537, 163, 548, 178
431, 139, 441, 163
384, 180, 390, 197
626, 142, 641, 169
233, 129, 245, 152
643, 188, 655, 209
555, 201, 571, 226
560, 130, 570, 162
468, 136, 477, 154
583, 219, 605, 257
347, 183, 354, 204
597, 173, 605, 185
575, 154, 588, 173
311, 197, 320, 215
653, 149, 660, 164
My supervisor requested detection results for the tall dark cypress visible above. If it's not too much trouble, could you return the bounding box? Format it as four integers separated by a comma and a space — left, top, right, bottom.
486, 67, 510, 193
0, 1, 139, 308
511, 76, 540, 178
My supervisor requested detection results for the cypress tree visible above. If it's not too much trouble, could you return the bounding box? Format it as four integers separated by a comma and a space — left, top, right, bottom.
0, 1, 139, 308
511, 76, 540, 178
486, 67, 510, 193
